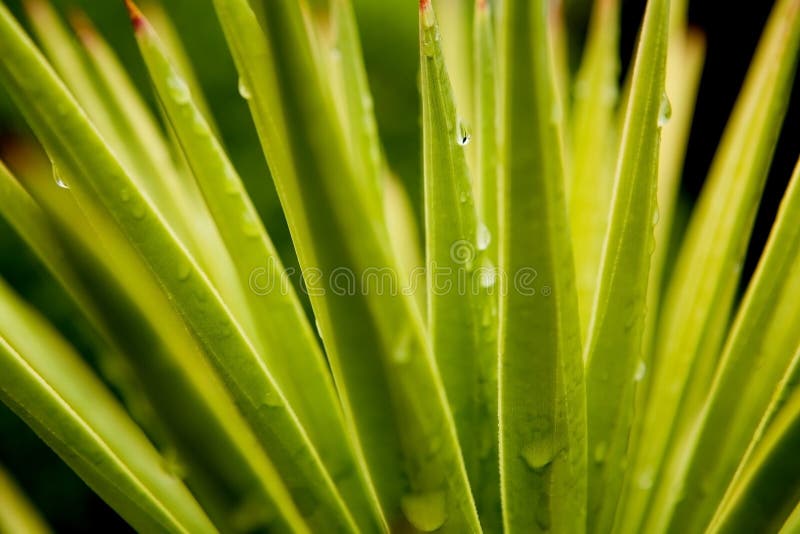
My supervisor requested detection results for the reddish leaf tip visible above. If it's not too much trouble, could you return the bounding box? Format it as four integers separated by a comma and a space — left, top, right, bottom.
124, 0, 146, 32
68, 10, 95, 45
420, 0, 430, 10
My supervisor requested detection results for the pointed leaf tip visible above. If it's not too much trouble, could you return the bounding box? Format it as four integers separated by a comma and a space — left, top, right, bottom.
420, 0, 430, 10
124, 0, 146, 31
67, 10, 95, 45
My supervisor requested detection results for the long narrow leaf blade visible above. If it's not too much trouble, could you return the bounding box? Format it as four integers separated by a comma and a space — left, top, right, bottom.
128, 9, 382, 531
629, 1, 800, 530
0, 465, 51, 534
420, 5, 498, 533
0, 5, 351, 531
656, 156, 800, 532
0, 280, 216, 534
213, 0, 481, 529
569, 0, 621, 340
583, 0, 670, 530
498, 0, 586, 531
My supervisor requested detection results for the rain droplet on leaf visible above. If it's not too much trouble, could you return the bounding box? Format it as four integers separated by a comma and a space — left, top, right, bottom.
658, 92, 672, 127
401, 491, 448, 532
521, 440, 555, 471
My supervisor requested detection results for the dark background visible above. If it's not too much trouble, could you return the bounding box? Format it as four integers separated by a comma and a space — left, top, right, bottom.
0, 0, 796, 531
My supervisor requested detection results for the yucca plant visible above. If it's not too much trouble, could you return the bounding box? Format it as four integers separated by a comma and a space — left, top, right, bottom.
0, 0, 797, 531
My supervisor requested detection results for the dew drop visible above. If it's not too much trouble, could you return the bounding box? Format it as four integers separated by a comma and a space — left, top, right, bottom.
479, 262, 497, 289
476, 222, 491, 251
634, 360, 647, 382
459, 191, 468, 204
177, 261, 191, 281
131, 202, 146, 220
230, 495, 275, 533
652, 206, 661, 226
521, 440, 555, 471
401, 491, 447, 532
422, 35, 434, 57
238, 77, 252, 100
637, 468, 655, 490
262, 390, 283, 408
550, 102, 563, 125
422, 4, 436, 29
120, 188, 131, 202
594, 442, 608, 464
52, 165, 69, 189
161, 449, 188, 480
658, 92, 672, 127
315, 319, 324, 340
241, 210, 260, 239
167, 73, 191, 104
393, 330, 412, 365
456, 119, 471, 146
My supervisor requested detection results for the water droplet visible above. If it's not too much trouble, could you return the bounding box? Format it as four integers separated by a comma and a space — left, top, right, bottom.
161, 449, 188, 480
52, 165, 69, 189
652, 206, 661, 226
131, 202, 146, 220
421, 3, 436, 29
550, 102, 563, 124
422, 34, 434, 57
230, 495, 275, 532
456, 119, 471, 146
459, 191, 468, 204
167, 73, 191, 104
177, 261, 191, 281
401, 491, 447, 532
634, 360, 647, 382
315, 319, 324, 340
637, 468, 655, 490
658, 92, 672, 127
476, 222, 491, 251
594, 442, 608, 464
262, 390, 283, 408
238, 77, 252, 100
521, 440, 555, 471
393, 330, 413, 365
241, 210, 260, 239
120, 188, 131, 202
479, 262, 497, 289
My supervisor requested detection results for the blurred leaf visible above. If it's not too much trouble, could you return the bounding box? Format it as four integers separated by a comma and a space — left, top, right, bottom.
0, 464, 51, 534
0, 278, 216, 534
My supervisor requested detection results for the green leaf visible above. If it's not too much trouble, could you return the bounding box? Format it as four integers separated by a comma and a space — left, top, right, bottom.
569, 0, 621, 340
22, 0, 199, 253
473, 0, 499, 268
61, 5, 253, 331
472, 2, 501, 529
627, 0, 800, 530
0, 465, 51, 534
498, 0, 586, 532
420, 4, 498, 532
213, 0, 481, 529
707, 384, 800, 533
0, 278, 216, 534
129, 9, 382, 532
8, 159, 307, 533
642, 27, 705, 358
141, 1, 220, 137
653, 156, 800, 533
582, 0, 670, 529
308, 0, 384, 203
0, 4, 351, 531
